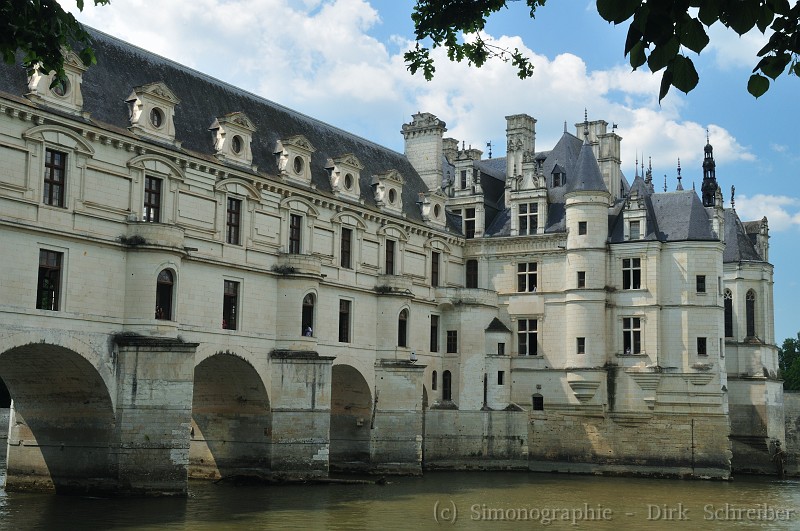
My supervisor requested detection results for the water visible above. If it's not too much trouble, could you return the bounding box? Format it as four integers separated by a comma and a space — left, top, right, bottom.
1, 468, 798, 530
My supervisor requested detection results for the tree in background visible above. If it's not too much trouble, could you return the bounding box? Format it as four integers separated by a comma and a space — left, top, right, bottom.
779, 332, 800, 390
1, 0, 110, 84
406, 0, 800, 100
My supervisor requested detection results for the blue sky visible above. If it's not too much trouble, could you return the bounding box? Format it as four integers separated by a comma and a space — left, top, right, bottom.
67, 0, 800, 342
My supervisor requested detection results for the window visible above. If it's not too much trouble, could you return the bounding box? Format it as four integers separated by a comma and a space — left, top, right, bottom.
226, 198, 242, 245
629, 220, 641, 240
460, 169, 468, 189
432, 370, 438, 391
623, 317, 641, 354
696, 275, 706, 293
338, 299, 351, 342
464, 208, 475, 239
746, 290, 756, 338
398, 309, 409, 347
144, 176, 162, 222
466, 259, 478, 288
518, 319, 538, 356
447, 330, 458, 353
724, 289, 733, 338
532, 394, 544, 411
289, 214, 302, 254
155, 269, 173, 320
553, 172, 562, 187
442, 370, 452, 401
498, 371, 505, 385
697, 337, 708, 356
578, 221, 587, 235
340, 227, 352, 268
302, 293, 315, 336
431, 251, 440, 287
293, 156, 304, 174
430, 315, 439, 352
43, 149, 66, 207
497, 342, 505, 356
622, 258, 641, 289
150, 107, 164, 128
385, 239, 396, 275
222, 280, 239, 330
519, 203, 538, 235
577, 271, 586, 289
231, 135, 243, 154
36, 249, 63, 310
517, 262, 538, 293
577, 337, 585, 354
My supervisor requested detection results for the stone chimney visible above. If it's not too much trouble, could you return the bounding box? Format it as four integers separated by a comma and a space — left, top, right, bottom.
505, 114, 536, 179
402, 112, 447, 192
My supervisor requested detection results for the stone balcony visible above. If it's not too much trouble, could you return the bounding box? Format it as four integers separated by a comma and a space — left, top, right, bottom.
275, 253, 322, 276
433, 287, 498, 308
375, 274, 413, 293
123, 221, 185, 249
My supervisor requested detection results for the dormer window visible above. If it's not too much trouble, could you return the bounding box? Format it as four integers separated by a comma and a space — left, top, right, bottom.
345, 173, 354, 190
26, 49, 87, 115
275, 135, 315, 183
372, 169, 404, 215
51, 79, 69, 97
231, 135, 243, 154
389, 189, 397, 204
326, 153, 363, 202
210, 112, 256, 168
418, 190, 447, 228
150, 107, 164, 128
127, 82, 180, 145
293, 156, 304, 174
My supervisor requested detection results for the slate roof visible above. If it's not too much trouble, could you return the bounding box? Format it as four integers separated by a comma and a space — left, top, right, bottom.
724, 209, 764, 262
486, 317, 512, 333
0, 27, 452, 228
565, 141, 609, 193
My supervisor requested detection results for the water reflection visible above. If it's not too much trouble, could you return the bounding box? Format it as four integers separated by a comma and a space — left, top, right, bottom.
0, 470, 798, 530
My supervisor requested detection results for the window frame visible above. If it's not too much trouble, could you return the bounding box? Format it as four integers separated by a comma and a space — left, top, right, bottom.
222, 279, 239, 330
385, 238, 396, 275
629, 220, 641, 240
724, 289, 733, 338
442, 370, 452, 401
340, 227, 353, 269
517, 262, 538, 293
431, 251, 440, 287
518, 203, 538, 236
622, 257, 642, 290
464, 208, 476, 239
398, 308, 409, 348
302, 293, 315, 336
577, 271, 586, 289
696, 275, 706, 294
155, 268, 174, 320
518, 319, 538, 356
289, 213, 303, 254
43, 148, 67, 208
226, 197, 242, 245
746, 290, 756, 338
578, 221, 587, 235
36, 249, 63, 311
697, 337, 708, 356
446, 330, 458, 354
577, 337, 586, 354
430, 315, 440, 352
144, 175, 162, 223
466, 259, 478, 289
622, 316, 642, 354
338, 299, 352, 343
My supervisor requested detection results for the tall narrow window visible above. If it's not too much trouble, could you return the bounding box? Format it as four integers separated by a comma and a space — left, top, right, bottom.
517, 262, 538, 292
398, 309, 409, 347
447, 330, 458, 353
498, 371, 505, 385
466, 259, 478, 288
464, 208, 476, 239
577, 271, 586, 288
518, 319, 538, 356
338, 299, 351, 342
578, 221, 587, 235
577, 337, 586, 354
519, 203, 538, 235
43, 149, 67, 207
432, 370, 438, 391
223, 280, 239, 330
622, 258, 641, 289
532, 394, 544, 411
442, 370, 452, 401
37, 249, 63, 310
697, 337, 708, 356
289, 214, 302, 254
340, 227, 352, 268
155, 269, 173, 320
460, 169, 468, 189
430, 315, 439, 352
431, 251, 440, 287
724, 289, 733, 338
746, 290, 756, 338
696, 275, 706, 293
629, 220, 641, 240
302, 293, 315, 336
144, 176, 162, 222
226, 198, 242, 245
497, 343, 505, 355
623, 317, 641, 354
385, 239, 396, 275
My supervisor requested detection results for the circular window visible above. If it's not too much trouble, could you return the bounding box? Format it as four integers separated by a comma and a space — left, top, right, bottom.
150, 107, 164, 128
434, 204, 441, 218
231, 135, 243, 154
51, 78, 69, 97
344, 173, 353, 190
293, 156, 304, 174
388, 188, 397, 204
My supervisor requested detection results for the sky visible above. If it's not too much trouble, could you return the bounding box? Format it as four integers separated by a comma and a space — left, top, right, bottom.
65, 0, 800, 343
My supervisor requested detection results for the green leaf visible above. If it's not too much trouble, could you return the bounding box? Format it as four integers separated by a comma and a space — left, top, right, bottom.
747, 73, 770, 97
647, 36, 679, 72
658, 69, 673, 102
629, 41, 647, 69
698, 0, 723, 26
757, 5, 775, 33
670, 55, 699, 93
726, 0, 760, 35
678, 17, 710, 53
596, 0, 640, 25
758, 53, 791, 79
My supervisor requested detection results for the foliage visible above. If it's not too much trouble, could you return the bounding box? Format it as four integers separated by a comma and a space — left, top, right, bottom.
779, 332, 800, 390
406, 0, 800, 100
1, 0, 111, 85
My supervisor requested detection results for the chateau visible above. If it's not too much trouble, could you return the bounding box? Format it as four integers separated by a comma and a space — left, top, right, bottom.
0, 29, 784, 495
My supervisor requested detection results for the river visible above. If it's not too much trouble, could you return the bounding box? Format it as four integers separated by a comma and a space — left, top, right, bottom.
1, 466, 798, 530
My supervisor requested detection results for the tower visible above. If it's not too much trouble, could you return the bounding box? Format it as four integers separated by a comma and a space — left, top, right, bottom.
701, 131, 718, 207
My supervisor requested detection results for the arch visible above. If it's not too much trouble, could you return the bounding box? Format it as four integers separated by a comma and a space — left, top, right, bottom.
0, 343, 115, 494
746, 289, 756, 338
279, 196, 321, 218
724, 289, 733, 338
155, 268, 175, 320
398, 308, 409, 347
330, 364, 372, 470
442, 370, 452, 401
23, 124, 95, 156
213, 176, 261, 201
190, 352, 271, 479
376, 223, 409, 242
127, 153, 185, 181
331, 211, 367, 230
302, 292, 316, 336
424, 236, 452, 254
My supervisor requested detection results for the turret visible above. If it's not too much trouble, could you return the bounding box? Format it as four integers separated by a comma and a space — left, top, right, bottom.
701, 131, 718, 207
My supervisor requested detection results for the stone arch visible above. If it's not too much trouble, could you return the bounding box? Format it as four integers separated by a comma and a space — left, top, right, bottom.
23, 124, 95, 156
190, 352, 271, 480
0, 343, 115, 494
330, 364, 372, 470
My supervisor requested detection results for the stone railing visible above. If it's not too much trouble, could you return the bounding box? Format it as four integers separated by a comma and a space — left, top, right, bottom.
434, 287, 498, 308
375, 274, 413, 293
124, 221, 185, 249
275, 253, 322, 276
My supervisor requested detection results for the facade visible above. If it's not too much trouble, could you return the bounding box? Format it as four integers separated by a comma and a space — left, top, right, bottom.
0, 29, 783, 494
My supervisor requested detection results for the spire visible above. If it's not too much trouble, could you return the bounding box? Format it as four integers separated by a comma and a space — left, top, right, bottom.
583, 109, 589, 144
635, 152, 639, 178
676, 158, 684, 190
701, 131, 718, 206
731, 185, 736, 209
663, 174, 667, 193
564, 121, 567, 133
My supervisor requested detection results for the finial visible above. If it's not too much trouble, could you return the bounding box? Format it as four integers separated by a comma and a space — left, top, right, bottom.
583, 109, 589, 141
706, 128, 709, 144
648, 157, 652, 172
676, 158, 683, 190
693, 181, 696, 191
635, 152, 639, 178
731, 185, 736, 209
461, 140, 465, 151
486, 141, 492, 159
663, 174, 667, 193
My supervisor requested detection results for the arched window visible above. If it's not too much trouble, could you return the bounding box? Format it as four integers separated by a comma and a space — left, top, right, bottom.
302, 293, 315, 336
442, 370, 452, 401
432, 370, 438, 391
724, 289, 733, 338
398, 309, 409, 347
466, 259, 478, 288
155, 269, 174, 320
532, 393, 544, 411
746, 290, 756, 338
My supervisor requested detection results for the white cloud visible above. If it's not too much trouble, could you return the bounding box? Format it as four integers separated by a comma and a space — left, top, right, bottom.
705, 23, 769, 71
736, 194, 800, 231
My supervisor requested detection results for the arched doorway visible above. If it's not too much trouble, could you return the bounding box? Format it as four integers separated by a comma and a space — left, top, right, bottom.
0, 344, 115, 494
191, 353, 271, 479
330, 364, 372, 471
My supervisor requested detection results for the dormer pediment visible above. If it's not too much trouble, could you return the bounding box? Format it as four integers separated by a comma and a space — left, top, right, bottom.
418, 190, 447, 228
26, 49, 87, 115
275, 134, 316, 183
209, 112, 257, 169
126, 82, 180, 145
326, 153, 363, 201
371, 169, 404, 214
